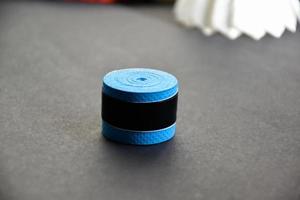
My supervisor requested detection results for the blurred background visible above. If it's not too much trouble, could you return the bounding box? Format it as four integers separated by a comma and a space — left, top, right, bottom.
0, 1, 300, 200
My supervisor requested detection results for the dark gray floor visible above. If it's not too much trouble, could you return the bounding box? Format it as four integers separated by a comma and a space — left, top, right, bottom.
0, 1, 300, 200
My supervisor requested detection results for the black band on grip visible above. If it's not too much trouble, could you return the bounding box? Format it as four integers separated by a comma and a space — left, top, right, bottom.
102, 92, 178, 131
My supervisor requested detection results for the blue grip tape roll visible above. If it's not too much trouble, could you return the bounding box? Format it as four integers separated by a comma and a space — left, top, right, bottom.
101, 68, 178, 145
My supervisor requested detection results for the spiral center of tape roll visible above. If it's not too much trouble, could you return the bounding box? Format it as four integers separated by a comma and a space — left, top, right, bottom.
117, 71, 163, 88
136, 77, 147, 81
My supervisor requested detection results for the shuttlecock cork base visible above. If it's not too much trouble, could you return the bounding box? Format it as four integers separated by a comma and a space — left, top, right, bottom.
101, 68, 179, 145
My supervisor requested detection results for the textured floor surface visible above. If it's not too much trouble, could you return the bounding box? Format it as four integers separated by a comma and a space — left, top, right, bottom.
0, 1, 300, 200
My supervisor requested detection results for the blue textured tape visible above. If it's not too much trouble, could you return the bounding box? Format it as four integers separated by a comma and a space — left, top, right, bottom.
102, 121, 176, 145
103, 68, 178, 103
101, 68, 178, 145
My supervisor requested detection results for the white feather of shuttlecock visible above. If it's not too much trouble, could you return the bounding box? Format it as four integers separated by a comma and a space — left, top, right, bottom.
174, 0, 300, 40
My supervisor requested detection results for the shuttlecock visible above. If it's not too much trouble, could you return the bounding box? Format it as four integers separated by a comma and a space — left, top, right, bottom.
174, 0, 300, 40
